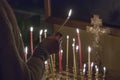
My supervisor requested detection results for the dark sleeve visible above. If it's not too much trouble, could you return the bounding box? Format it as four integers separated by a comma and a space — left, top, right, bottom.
0, 4, 45, 80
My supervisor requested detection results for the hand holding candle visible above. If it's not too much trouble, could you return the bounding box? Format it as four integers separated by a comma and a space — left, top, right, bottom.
57, 9, 72, 32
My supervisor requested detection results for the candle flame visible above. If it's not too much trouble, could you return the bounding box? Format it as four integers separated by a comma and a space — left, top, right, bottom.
44, 29, 47, 33
76, 45, 79, 51
39, 30, 43, 35
72, 43, 75, 47
95, 65, 98, 69
83, 68, 86, 73
88, 46, 91, 53
96, 68, 99, 72
68, 9, 72, 19
30, 27, 33, 32
91, 62, 94, 67
45, 61, 48, 65
76, 28, 79, 34
73, 38, 75, 42
83, 63, 86, 68
24, 46, 28, 55
61, 49, 63, 53
67, 35, 69, 39
103, 67, 106, 72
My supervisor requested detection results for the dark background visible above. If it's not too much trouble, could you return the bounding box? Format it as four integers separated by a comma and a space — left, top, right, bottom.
51, 0, 120, 28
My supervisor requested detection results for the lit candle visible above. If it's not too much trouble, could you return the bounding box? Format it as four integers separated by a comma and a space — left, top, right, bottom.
83, 68, 86, 75
24, 46, 28, 62
72, 38, 77, 75
76, 45, 79, 53
44, 29, 47, 38
88, 46, 91, 75
30, 27, 33, 55
96, 67, 99, 75
66, 35, 69, 72
59, 49, 63, 73
39, 29, 43, 43
67, 9, 72, 19
76, 28, 82, 70
83, 63, 86, 75
91, 62, 94, 74
57, 9, 72, 32
103, 67, 106, 76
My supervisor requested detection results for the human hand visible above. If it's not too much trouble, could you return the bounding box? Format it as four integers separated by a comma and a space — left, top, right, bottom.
33, 32, 62, 61
40, 32, 62, 54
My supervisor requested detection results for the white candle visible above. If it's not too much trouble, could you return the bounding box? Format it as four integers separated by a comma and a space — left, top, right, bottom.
45, 61, 48, 65
67, 9, 72, 19
39, 29, 43, 42
88, 46, 91, 75
91, 62, 94, 71
66, 35, 69, 72
57, 9, 72, 32
44, 29, 47, 38
83, 63, 86, 69
76, 45, 79, 53
24, 46, 28, 62
83, 68, 86, 75
103, 67, 106, 75
72, 39, 77, 74
96, 67, 99, 75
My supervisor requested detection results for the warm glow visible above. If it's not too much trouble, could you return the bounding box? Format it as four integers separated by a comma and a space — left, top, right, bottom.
103, 67, 106, 72
67, 35, 69, 39
44, 29, 47, 33
72, 43, 75, 47
91, 62, 94, 67
68, 9, 72, 18
24, 46, 28, 55
83, 63, 86, 68
73, 38, 75, 42
30, 27, 33, 32
88, 46, 91, 53
96, 68, 99, 72
60, 49, 63, 53
45, 61, 48, 65
76, 45, 79, 51
83, 68, 86, 75
39, 30, 43, 35
76, 28, 80, 34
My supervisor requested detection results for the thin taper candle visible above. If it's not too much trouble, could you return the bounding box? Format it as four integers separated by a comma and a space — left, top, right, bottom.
66, 35, 69, 72
44, 29, 47, 38
76, 28, 83, 70
57, 9, 72, 32
24, 46, 28, 62
39, 29, 43, 43
30, 27, 33, 55
72, 38, 77, 75
88, 46, 91, 76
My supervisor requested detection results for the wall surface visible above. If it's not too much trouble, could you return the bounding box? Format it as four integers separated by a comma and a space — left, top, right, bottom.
53, 24, 120, 79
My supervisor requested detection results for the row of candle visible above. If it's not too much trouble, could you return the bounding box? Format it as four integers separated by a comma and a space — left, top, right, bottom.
83, 62, 106, 76
26, 26, 107, 79
24, 27, 48, 61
